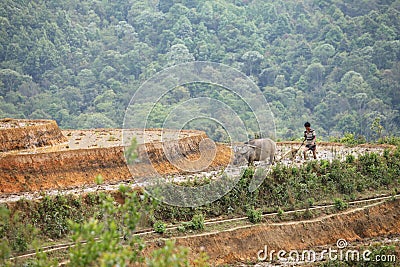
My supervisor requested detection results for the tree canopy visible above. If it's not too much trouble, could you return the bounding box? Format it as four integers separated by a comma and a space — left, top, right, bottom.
0, 0, 399, 140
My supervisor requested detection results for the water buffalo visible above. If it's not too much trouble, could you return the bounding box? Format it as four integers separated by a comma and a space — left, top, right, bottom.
233, 138, 276, 166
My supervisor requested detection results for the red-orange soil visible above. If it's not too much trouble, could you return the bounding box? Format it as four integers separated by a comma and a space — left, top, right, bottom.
0, 118, 67, 152
144, 199, 400, 265
0, 120, 232, 194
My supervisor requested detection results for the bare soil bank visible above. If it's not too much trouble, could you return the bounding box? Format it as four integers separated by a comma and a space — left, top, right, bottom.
145, 199, 400, 265
0, 118, 67, 152
0, 129, 231, 194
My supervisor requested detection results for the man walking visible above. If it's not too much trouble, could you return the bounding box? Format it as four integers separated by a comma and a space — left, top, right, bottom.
303, 122, 317, 160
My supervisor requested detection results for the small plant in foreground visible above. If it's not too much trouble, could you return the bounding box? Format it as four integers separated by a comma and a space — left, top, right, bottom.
302, 208, 313, 219
180, 213, 205, 231
0, 206, 37, 253
306, 197, 315, 207
247, 207, 262, 224
277, 207, 284, 218
153, 221, 167, 234
146, 240, 189, 267
125, 137, 138, 164
177, 225, 186, 232
190, 213, 205, 230
345, 154, 355, 164
334, 198, 348, 211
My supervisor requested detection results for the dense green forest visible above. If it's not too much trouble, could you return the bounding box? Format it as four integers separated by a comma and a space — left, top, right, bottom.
0, 0, 399, 140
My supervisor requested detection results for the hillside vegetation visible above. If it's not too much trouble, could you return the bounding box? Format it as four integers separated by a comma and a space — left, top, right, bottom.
0, 0, 399, 139
1, 147, 399, 265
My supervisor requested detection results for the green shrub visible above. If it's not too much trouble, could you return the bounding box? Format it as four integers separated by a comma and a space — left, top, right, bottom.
277, 207, 284, 218
35, 195, 72, 239
246, 207, 262, 224
190, 214, 205, 230
153, 221, 167, 234
358, 152, 381, 173
345, 154, 355, 164
378, 136, 400, 146
68, 190, 144, 267
340, 133, 358, 146
357, 244, 397, 267
193, 250, 210, 267
177, 225, 186, 232
0, 239, 11, 264
124, 137, 138, 164
339, 133, 366, 146
146, 240, 189, 267
306, 198, 315, 207
302, 208, 313, 219
334, 198, 348, 211
0, 206, 36, 253
179, 213, 206, 231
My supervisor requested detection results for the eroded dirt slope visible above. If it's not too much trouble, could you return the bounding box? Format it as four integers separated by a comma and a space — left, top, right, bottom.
0, 118, 67, 152
0, 127, 231, 194
145, 199, 400, 265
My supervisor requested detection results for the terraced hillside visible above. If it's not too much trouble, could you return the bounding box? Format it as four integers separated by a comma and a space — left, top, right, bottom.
0, 119, 231, 194
1, 119, 399, 266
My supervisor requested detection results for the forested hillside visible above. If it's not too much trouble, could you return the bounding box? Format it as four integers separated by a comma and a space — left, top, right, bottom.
0, 0, 399, 139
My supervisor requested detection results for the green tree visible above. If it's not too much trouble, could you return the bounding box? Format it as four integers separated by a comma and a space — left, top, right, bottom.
166, 44, 194, 66
335, 112, 360, 135
321, 25, 342, 47
304, 63, 325, 89
76, 69, 98, 105
172, 15, 193, 40
76, 113, 117, 129
23, 34, 60, 80
0, 69, 31, 94
313, 43, 335, 65
241, 50, 264, 76
339, 71, 372, 96
94, 90, 118, 120
370, 116, 384, 141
